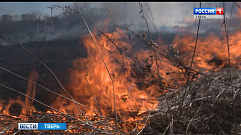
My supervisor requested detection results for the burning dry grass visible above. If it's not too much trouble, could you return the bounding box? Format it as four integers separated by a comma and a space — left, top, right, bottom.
0, 106, 151, 134
1, 27, 241, 134
142, 68, 241, 134
1, 68, 240, 134
1, 3, 241, 134
1, 25, 241, 133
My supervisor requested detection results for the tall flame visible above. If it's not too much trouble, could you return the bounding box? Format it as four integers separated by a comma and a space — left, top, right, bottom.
53, 28, 159, 120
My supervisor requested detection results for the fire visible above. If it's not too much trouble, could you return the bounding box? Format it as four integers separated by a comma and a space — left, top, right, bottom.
53, 25, 241, 124
1, 26, 240, 133
173, 31, 241, 72
0, 69, 38, 118
53, 28, 159, 121
2, 8, 241, 133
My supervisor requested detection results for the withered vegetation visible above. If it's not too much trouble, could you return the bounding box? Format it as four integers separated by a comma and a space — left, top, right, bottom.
143, 68, 241, 134
0, 2, 241, 134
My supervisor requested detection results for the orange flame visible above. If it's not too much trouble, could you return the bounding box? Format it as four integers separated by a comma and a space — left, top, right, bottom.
0, 69, 38, 118
53, 28, 159, 120
173, 32, 241, 71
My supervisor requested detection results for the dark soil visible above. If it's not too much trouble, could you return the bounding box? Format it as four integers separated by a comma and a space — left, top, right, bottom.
0, 38, 87, 111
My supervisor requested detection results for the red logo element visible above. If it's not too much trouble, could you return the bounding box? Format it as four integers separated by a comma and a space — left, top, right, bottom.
216, 8, 223, 15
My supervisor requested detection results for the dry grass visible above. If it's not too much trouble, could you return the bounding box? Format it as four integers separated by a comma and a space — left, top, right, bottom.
142, 68, 241, 134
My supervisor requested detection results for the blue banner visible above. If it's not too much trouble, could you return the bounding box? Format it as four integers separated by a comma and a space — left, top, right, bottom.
18, 123, 66, 130
38, 123, 66, 130
194, 8, 216, 15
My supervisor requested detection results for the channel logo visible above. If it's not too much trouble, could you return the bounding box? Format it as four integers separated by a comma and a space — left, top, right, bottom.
194, 8, 223, 15
18, 123, 38, 130
18, 123, 66, 130
194, 7, 224, 19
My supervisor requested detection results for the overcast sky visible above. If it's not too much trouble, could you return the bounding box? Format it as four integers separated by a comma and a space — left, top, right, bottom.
0, 2, 67, 16
0, 2, 238, 32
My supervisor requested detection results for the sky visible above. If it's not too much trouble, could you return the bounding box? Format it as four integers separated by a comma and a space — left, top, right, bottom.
0, 2, 237, 32
0, 2, 67, 16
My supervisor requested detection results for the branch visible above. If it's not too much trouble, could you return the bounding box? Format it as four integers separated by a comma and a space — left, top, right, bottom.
74, 3, 119, 132
0, 33, 88, 123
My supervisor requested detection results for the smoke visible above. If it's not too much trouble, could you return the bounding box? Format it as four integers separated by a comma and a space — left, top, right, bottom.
1, 2, 241, 45
85, 2, 239, 33
0, 2, 65, 16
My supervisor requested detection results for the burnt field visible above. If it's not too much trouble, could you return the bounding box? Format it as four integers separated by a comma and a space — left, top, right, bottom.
0, 31, 176, 111
0, 29, 176, 134
0, 38, 87, 110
